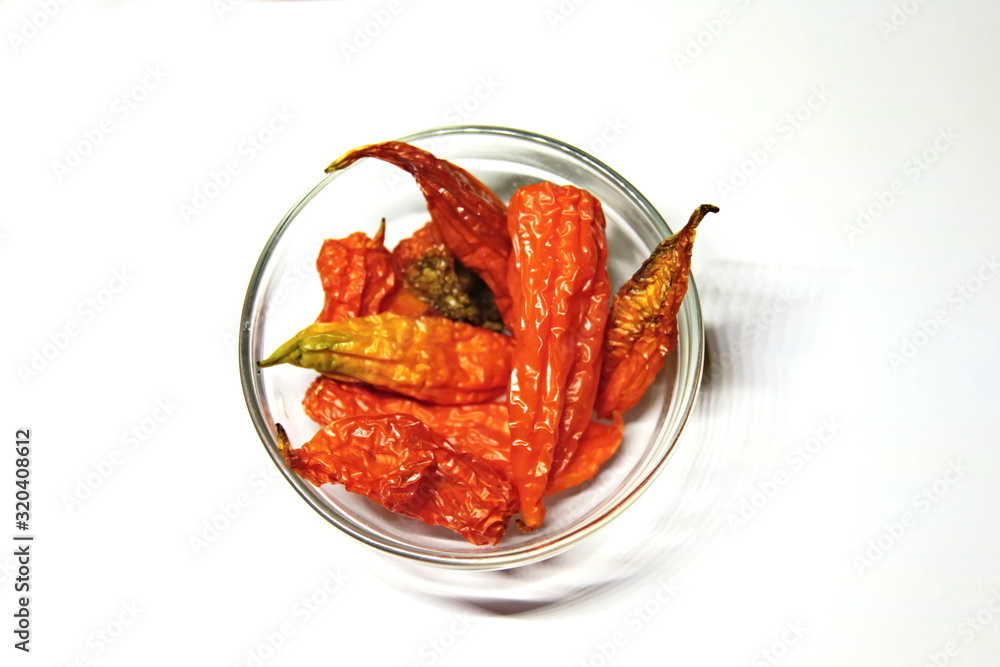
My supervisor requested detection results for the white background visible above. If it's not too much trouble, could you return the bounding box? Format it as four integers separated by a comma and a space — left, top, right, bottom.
3, 1, 1000, 665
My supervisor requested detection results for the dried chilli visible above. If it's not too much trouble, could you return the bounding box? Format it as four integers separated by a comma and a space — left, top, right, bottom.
595, 204, 718, 419
303, 375, 623, 495
277, 419, 517, 545
504, 182, 611, 530
258, 312, 514, 405
314, 219, 396, 323
259, 140, 715, 545
325, 141, 514, 327
303, 376, 512, 475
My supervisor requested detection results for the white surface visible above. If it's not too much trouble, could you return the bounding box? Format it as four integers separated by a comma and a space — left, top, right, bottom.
3, 1, 999, 665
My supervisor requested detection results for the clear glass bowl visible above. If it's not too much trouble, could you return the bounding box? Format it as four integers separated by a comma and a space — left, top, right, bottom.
239, 125, 704, 570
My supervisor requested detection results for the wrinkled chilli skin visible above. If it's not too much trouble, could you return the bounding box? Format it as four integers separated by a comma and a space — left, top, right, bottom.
314, 220, 444, 321
258, 312, 514, 405
326, 142, 513, 327
303, 376, 624, 495
314, 220, 397, 323
277, 418, 518, 546
392, 220, 444, 268
544, 414, 623, 496
304, 376, 513, 475
505, 182, 611, 530
595, 204, 718, 418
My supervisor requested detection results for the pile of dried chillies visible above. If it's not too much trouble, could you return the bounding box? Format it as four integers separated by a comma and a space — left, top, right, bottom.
258, 140, 717, 546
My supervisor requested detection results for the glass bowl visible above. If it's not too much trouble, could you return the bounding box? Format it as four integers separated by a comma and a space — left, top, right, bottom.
239, 125, 704, 570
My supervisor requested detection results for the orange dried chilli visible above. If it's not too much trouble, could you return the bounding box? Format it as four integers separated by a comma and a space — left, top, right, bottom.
326, 141, 513, 327
315, 219, 396, 323
505, 182, 611, 530
277, 418, 517, 546
303, 376, 512, 475
258, 312, 514, 405
302, 376, 624, 497
595, 204, 717, 418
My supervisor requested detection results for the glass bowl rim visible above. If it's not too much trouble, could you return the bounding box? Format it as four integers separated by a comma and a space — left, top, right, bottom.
238, 124, 704, 570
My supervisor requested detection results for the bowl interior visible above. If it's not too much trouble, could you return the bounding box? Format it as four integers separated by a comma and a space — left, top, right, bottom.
240, 126, 703, 569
